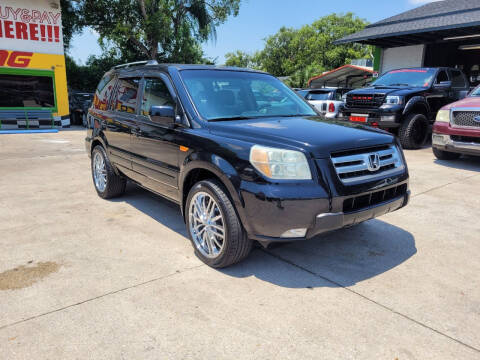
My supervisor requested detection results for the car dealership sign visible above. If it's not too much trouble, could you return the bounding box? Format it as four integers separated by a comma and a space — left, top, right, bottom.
0, 0, 63, 55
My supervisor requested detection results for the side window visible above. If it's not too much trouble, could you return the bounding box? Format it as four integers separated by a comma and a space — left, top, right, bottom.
435, 70, 449, 84
451, 70, 466, 88
94, 73, 117, 111
114, 78, 140, 114
141, 77, 175, 116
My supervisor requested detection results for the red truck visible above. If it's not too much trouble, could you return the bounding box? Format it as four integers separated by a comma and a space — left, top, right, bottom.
432, 86, 480, 160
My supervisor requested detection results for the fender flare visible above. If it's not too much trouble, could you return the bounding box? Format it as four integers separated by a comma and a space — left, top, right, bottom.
403, 96, 430, 117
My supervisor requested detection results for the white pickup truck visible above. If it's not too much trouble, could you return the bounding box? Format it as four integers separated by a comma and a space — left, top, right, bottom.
297, 88, 350, 118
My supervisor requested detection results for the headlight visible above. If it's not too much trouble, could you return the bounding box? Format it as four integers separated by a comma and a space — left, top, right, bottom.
384, 96, 404, 105
249, 145, 312, 180
435, 109, 450, 123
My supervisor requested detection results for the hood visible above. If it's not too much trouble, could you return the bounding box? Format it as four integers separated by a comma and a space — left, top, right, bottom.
208, 116, 395, 158
442, 96, 480, 110
349, 86, 426, 97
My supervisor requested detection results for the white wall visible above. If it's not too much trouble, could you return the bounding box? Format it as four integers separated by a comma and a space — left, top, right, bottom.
380, 45, 425, 74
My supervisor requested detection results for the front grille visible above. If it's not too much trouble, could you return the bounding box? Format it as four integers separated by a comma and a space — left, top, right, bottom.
346, 93, 385, 108
343, 184, 408, 213
451, 135, 480, 144
331, 145, 405, 184
452, 110, 480, 128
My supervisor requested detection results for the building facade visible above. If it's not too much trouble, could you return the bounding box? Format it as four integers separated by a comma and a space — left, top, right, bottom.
0, 0, 69, 129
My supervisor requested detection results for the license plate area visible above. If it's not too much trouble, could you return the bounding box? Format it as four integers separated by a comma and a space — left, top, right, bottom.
350, 114, 368, 123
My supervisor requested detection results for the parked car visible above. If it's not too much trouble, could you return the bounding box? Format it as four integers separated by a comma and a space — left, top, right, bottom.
86, 62, 410, 268
432, 85, 480, 159
342, 67, 469, 149
69, 91, 94, 126
297, 88, 350, 118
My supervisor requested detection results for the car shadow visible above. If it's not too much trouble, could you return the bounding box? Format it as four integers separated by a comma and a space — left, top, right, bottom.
116, 183, 417, 289
434, 155, 480, 172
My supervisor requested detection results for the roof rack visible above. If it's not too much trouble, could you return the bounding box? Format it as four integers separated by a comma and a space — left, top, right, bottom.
113, 60, 158, 69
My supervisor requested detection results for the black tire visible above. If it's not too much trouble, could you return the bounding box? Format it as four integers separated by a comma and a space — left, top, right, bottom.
398, 113, 429, 149
185, 179, 252, 268
433, 147, 461, 160
91, 145, 126, 199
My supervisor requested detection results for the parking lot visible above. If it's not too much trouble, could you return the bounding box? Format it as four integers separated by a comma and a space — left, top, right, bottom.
0, 128, 479, 359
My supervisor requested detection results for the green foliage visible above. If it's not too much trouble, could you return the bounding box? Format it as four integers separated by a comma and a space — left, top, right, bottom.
241, 13, 371, 87
60, 0, 83, 50
79, 0, 241, 63
224, 50, 260, 69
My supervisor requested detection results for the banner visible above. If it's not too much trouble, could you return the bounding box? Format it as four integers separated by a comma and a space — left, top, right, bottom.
0, 0, 63, 55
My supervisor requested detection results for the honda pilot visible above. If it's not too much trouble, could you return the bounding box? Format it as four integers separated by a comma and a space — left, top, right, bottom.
86, 62, 410, 268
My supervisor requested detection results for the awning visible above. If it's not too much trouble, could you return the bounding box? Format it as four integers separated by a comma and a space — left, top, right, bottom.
308, 65, 373, 89
335, 0, 480, 47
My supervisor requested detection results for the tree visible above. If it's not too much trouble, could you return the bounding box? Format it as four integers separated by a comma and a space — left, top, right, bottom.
224, 50, 260, 68
60, 0, 83, 50
244, 13, 370, 87
80, 0, 241, 63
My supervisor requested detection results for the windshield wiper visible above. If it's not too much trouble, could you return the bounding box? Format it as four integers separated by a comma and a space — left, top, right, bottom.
388, 83, 410, 87
208, 116, 255, 122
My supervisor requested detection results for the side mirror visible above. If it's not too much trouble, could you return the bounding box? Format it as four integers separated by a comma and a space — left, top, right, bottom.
149, 105, 175, 125
434, 81, 452, 90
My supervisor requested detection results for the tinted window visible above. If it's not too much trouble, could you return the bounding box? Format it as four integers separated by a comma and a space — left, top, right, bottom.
141, 78, 175, 116
451, 70, 466, 88
0, 74, 55, 108
436, 70, 449, 84
307, 91, 331, 101
94, 74, 117, 110
181, 70, 316, 120
114, 78, 140, 114
372, 69, 436, 87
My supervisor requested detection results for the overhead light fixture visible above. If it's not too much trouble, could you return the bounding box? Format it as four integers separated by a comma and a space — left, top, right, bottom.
444, 34, 480, 41
459, 44, 480, 50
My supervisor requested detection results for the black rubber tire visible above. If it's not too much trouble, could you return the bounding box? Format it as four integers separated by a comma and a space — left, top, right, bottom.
433, 147, 461, 160
185, 179, 253, 268
91, 145, 126, 199
398, 113, 429, 149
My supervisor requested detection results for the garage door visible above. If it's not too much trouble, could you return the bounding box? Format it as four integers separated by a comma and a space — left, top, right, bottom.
381, 45, 425, 74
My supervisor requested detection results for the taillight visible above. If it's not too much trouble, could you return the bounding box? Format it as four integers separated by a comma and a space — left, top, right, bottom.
328, 103, 335, 113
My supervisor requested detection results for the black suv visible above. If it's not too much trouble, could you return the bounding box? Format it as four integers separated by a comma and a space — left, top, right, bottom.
86, 62, 410, 267
342, 68, 469, 149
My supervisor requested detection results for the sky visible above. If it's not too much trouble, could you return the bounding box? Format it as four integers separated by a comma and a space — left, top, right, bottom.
68, 0, 440, 65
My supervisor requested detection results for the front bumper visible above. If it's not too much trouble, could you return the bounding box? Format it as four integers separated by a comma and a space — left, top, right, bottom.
432, 122, 480, 156
243, 178, 410, 243
341, 105, 403, 128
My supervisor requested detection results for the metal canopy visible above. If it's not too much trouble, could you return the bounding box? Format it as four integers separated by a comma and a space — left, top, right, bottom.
308, 65, 373, 89
336, 0, 480, 47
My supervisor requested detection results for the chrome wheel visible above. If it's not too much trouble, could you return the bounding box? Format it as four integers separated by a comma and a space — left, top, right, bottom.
189, 192, 225, 258
93, 151, 107, 192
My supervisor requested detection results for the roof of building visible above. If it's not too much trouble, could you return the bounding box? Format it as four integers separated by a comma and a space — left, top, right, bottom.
336, 0, 480, 47
308, 65, 373, 89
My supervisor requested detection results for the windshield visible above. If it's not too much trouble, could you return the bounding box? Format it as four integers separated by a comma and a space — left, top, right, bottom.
306, 91, 332, 101
372, 69, 436, 88
181, 70, 316, 121
470, 86, 480, 97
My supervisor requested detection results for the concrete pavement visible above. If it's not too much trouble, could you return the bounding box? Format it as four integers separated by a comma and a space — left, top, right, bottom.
1, 129, 479, 359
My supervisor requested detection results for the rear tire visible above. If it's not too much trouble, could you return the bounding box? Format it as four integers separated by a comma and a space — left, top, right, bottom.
186, 179, 252, 268
433, 147, 461, 160
399, 113, 429, 149
91, 145, 126, 199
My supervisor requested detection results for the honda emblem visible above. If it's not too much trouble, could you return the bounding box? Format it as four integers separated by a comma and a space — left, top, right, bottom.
367, 153, 381, 172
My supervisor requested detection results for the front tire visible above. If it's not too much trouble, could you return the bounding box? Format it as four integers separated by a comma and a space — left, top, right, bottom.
186, 180, 252, 268
91, 145, 126, 199
399, 113, 429, 149
433, 147, 461, 160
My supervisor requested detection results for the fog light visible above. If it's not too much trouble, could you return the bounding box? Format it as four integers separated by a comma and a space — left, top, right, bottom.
280, 228, 307, 238
432, 133, 449, 145
380, 115, 396, 122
